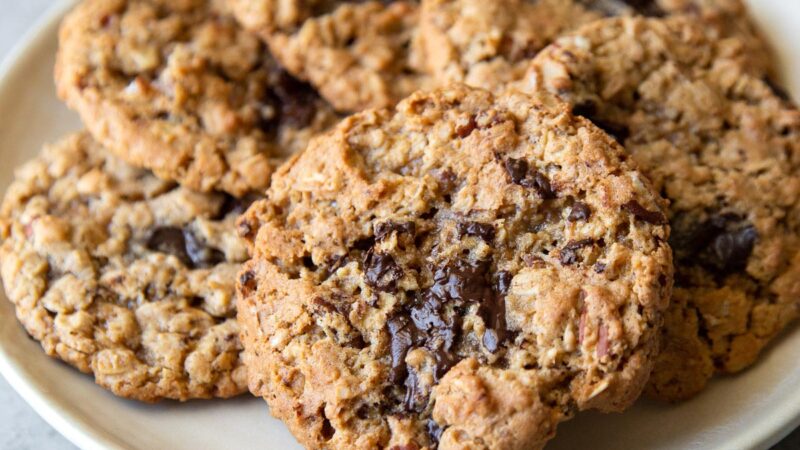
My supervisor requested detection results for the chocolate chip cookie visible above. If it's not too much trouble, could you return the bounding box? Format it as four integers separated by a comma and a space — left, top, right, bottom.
56, 0, 337, 196
236, 85, 672, 448
417, 0, 773, 94
0, 132, 254, 402
523, 16, 800, 401
229, 0, 432, 112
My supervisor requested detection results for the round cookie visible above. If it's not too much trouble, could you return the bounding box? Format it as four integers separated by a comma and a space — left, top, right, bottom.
229, 0, 432, 112
522, 16, 800, 401
56, 0, 337, 196
236, 85, 672, 449
417, 0, 773, 94
0, 132, 253, 402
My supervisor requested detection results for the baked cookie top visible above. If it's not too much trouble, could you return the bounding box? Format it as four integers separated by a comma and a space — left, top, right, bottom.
417, 0, 772, 94
56, 0, 337, 196
523, 16, 800, 401
229, 0, 432, 112
237, 85, 672, 449
0, 132, 254, 402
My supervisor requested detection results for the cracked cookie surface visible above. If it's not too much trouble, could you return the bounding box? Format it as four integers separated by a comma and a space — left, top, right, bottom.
229, 0, 431, 112
56, 0, 337, 196
0, 132, 252, 402
237, 85, 672, 449
523, 16, 800, 401
417, 0, 773, 94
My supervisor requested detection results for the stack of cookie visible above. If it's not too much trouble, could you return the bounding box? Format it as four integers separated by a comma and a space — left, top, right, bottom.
0, 0, 798, 449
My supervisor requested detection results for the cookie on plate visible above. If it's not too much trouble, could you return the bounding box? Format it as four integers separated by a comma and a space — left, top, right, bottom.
236, 85, 672, 449
0, 132, 253, 402
229, 0, 431, 112
523, 16, 800, 401
417, 0, 773, 93
56, 0, 337, 196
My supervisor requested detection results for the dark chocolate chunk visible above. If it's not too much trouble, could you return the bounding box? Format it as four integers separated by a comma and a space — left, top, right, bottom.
353, 236, 376, 251
147, 227, 225, 268
479, 271, 511, 353
568, 202, 592, 222
271, 70, 319, 128
239, 270, 257, 295
427, 419, 445, 444
671, 214, 759, 275
621, 200, 667, 225
214, 193, 262, 220
375, 221, 416, 242
426, 259, 492, 306
457, 222, 496, 242
364, 250, 403, 293
699, 225, 758, 274
147, 227, 192, 267
184, 229, 226, 268
147, 227, 225, 269
581, 0, 664, 17
503, 158, 555, 198
504, 157, 530, 186
559, 239, 595, 266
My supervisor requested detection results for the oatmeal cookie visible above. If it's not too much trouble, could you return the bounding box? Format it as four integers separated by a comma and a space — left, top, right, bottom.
56, 0, 337, 196
0, 132, 254, 402
229, 0, 432, 112
523, 16, 800, 401
417, 0, 772, 93
237, 85, 672, 449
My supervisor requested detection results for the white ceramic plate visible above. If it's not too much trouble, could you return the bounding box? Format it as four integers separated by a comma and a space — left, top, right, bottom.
2, 1, 800, 449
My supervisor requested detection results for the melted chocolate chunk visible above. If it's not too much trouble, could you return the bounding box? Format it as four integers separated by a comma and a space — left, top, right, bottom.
559, 239, 595, 266
572, 101, 630, 143
622, 200, 667, 225
568, 202, 592, 222
387, 315, 417, 384
364, 250, 403, 293
375, 221, 416, 242
457, 222, 496, 242
671, 214, 758, 275
147, 227, 226, 269
479, 271, 511, 353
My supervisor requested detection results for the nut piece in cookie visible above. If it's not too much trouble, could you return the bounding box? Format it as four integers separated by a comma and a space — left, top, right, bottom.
417, 0, 773, 93
523, 16, 800, 401
56, 0, 337, 196
236, 85, 672, 449
230, 0, 432, 112
0, 132, 254, 402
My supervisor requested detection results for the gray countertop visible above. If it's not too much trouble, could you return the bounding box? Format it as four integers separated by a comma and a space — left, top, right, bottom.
0, 1, 798, 449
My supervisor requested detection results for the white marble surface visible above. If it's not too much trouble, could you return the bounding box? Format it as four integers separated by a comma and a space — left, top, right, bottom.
0, 1, 798, 449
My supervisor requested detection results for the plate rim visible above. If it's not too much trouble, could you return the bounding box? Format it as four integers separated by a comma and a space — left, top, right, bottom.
0, 1, 798, 449
0, 1, 126, 449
